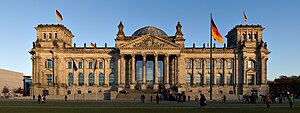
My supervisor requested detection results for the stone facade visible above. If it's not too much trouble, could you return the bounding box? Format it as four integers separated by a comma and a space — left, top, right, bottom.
29, 22, 270, 100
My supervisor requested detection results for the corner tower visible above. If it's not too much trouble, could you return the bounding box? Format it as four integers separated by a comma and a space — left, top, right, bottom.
33, 24, 74, 49
226, 25, 270, 95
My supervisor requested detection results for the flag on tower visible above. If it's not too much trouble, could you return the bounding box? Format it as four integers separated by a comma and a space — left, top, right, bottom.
90, 42, 96, 48
56, 10, 63, 22
243, 12, 247, 22
211, 18, 224, 44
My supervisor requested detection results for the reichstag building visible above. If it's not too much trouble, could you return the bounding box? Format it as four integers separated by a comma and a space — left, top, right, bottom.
29, 22, 270, 100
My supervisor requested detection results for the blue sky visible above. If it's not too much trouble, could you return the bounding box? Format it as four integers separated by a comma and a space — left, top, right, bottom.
0, 0, 299, 80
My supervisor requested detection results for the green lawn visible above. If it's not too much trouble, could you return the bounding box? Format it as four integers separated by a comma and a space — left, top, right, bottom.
0, 100, 299, 113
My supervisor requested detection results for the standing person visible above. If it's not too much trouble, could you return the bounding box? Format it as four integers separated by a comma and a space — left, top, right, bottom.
287, 93, 294, 108
65, 95, 68, 101
222, 95, 226, 103
33, 95, 35, 100
265, 93, 271, 108
199, 94, 207, 108
150, 95, 153, 102
41, 95, 45, 103
140, 94, 143, 103
38, 94, 41, 103
156, 94, 159, 104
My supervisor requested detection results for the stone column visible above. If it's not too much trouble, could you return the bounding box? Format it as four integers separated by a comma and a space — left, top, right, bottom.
164, 54, 170, 89
203, 59, 207, 86
142, 54, 147, 89
116, 55, 120, 86
170, 59, 175, 86
192, 58, 196, 86
235, 58, 239, 86
244, 58, 247, 85
120, 54, 125, 87
223, 59, 227, 85
36, 56, 41, 84
262, 58, 268, 85
213, 59, 217, 85
154, 54, 159, 89
130, 54, 136, 89
104, 58, 109, 87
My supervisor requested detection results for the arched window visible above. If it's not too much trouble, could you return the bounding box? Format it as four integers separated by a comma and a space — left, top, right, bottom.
242, 34, 246, 41
248, 34, 252, 41
68, 73, 73, 86
49, 33, 52, 39
109, 61, 114, 69
226, 74, 232, 85
55, 33, 58, 39
78, 73, 84, 86
206, 74, 210, 86
186, 74, 191, 86
43, 33, 46, 39
99, 73, 104, 86
196, 74, 201, 86
88, 73, 94, 86
109, 73, 114, 86
216, 73, 221, 86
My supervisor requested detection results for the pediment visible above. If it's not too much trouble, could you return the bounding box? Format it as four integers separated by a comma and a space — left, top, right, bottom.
119, 35, 181, 49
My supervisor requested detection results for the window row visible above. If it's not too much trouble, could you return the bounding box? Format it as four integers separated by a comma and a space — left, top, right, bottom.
67, 61, 114, 69
67, 73, 114, 86
43, 33, 58, 39
185, 73, 233, 87
186, 60, 233, 69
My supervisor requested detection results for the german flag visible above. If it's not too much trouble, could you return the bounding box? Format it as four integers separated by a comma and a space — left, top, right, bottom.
56, 10, 63, 22
90, 42, 96, 48
211, 18, 224, 44
243, 12, 247, 22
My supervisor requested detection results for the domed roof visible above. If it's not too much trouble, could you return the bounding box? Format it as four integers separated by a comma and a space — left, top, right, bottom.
132, 26, 168, 37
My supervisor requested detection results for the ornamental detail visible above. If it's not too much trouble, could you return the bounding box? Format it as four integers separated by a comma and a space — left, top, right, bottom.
132, 37, 168, 48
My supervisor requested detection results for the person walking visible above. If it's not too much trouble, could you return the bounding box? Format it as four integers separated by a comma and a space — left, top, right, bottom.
287, 93, 294, 108
265, 93, 271, 108
199, 94, 207, 108
37, 94, 41, 103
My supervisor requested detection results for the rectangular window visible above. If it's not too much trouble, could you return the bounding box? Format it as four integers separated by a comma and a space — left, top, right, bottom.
43, 33, 46, 39
227, 61, 232, 69
186, 61, 191, 69
206, 61, 211, 69
47, 60, 53, 68
247, 61, 254, 69
247, 75, 254, 85
89, 62, 93, 69
109, 61, 114, 69
68, 61, 72, 69
47, 75, 52, 85
78, 62, 82, 69
99, 62, 103, 69
217, 62, 222, 69
196, 61, 201, 69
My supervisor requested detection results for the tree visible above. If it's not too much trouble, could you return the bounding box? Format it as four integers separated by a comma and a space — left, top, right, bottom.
2, 86, 9, 97
14, 87, 24, 94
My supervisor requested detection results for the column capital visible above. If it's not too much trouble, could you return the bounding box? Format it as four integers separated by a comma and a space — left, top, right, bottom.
120, 54, 125, 58
131, 54, 135, 57
142, 54, 147, 57
165, 54, 169, 57
154, 53, 159, 57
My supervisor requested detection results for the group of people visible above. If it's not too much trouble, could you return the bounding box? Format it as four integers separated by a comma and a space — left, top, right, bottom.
265, 93, 295, 108
33, 94, 46, 103
140, 94, 160, 104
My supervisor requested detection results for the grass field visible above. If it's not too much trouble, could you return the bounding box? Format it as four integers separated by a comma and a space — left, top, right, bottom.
0, 100, 299, 113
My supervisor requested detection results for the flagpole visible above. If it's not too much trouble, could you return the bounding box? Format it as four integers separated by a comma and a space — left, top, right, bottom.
210, 13, 213, 100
